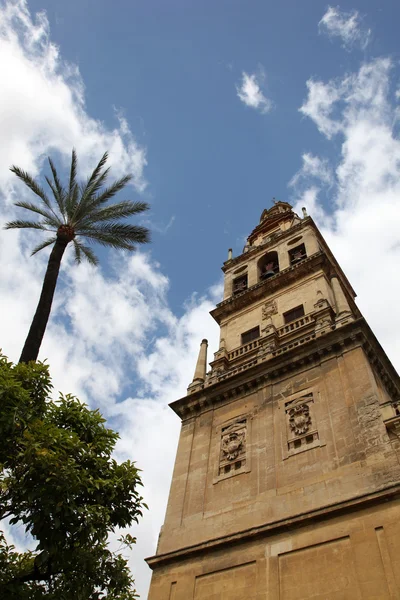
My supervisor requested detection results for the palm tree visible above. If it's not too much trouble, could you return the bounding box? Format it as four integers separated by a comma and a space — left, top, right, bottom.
5, 150, 150, 364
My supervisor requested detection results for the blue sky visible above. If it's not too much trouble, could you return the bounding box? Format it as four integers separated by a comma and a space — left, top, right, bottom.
24, 0, 400, 311
1, 1, 400, 597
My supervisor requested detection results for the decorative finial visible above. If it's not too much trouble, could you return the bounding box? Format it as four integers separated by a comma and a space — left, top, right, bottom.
228, 248, 232, 260
302, 207, 308, 218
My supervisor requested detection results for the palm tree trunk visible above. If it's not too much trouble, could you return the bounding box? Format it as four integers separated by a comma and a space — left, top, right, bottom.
19, 238, 68, 363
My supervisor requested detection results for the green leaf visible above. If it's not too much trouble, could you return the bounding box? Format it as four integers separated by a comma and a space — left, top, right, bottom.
0, 354, 144, 598
31, 237, 57, 256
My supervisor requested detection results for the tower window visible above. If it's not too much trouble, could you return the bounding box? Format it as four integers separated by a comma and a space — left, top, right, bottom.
283, 305, 305, 324
258, 251, 279, 281
232, 274, 248, 295
241, 326, 260, 345
289, 243, 307, 265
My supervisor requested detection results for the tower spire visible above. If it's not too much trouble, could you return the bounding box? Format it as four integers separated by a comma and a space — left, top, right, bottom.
192, 339, 208, 384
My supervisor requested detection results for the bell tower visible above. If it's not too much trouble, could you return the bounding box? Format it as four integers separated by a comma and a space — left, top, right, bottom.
147, 203, 400, 599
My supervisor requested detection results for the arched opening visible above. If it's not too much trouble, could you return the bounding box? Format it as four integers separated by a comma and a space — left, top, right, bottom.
258, 251, 279, 281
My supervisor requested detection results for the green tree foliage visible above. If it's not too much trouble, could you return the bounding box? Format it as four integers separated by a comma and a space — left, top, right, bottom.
4, 150, 150, 363
0, 355, 145, 599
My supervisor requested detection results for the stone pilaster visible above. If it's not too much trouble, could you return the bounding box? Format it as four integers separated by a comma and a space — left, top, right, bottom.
331, 274, 353, 325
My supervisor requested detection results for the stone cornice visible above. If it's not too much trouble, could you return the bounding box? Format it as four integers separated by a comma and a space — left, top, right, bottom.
146, 483, 400, 569
169, 318, 400, 420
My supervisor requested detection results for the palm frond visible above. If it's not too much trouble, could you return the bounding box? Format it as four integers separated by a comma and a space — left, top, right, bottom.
73, 238, 81, 263
87, 152, 109, 188
10, 166, 59, 220
83, 167, 110, 198
80, 231, 135, 250
45, 176, 59, 205
80, 175, 133, 214
69, 149, 78, 196
73, 239, 99, 266
10, 166, 49, 203
8, 150, 150, 267
31, 237, 57, 256
79, 223, 150, 249
72, 167, 110, 223
47, 158, 66, 216
78, 201, 149, 227
65, 183, 79, 220
14, 200, 61, 226
4, 220, 55, 231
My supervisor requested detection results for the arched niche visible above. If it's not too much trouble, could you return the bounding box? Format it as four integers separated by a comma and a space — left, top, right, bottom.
258, 251, 279, 282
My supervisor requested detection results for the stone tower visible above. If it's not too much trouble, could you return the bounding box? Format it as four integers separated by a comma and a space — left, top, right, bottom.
147, 202, 400, 599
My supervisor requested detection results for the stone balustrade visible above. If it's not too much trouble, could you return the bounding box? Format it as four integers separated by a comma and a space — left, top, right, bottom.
277, 314, 313, 336
207, 312, 320, 387
228, 338, 262, 360
227, 313, 314, 366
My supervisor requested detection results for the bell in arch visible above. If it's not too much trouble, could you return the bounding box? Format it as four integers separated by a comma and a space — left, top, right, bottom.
263, 262, 276, 278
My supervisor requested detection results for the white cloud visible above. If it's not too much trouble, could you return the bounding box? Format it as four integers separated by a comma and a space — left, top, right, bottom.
290, 153, 333, 187
0, 0, 147, 190
141, 214, 176, 234
300, 58, 392, 140
318, 6, 371, 50
0, 2, 221, 598
236, 70, 272, 114
299, 78, 343, 139
289, 154, 333, 226
291, 186, 332, 229
293, 56, 400, 370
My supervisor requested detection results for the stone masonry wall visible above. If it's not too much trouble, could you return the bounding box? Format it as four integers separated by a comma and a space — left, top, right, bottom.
159, 344, 400, 556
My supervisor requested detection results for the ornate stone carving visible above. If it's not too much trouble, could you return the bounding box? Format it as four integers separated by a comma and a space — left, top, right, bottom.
316, 316, 332, 328
314, 297, 330, 311
218, 419, 247, 475
288, 403, 311, 436
258, 341, 276, 356
262, 300, 278, 321
261, 322, 276, 335
221, 430, 245, 461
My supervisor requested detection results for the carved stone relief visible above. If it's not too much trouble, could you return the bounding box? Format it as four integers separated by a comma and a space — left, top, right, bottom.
284, 393, 319, 454
316, 316, 333, 329
221, 430, 245, 461
288, 403, 311, 436
262, 300, 278, 321
218, 418, 247, 476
